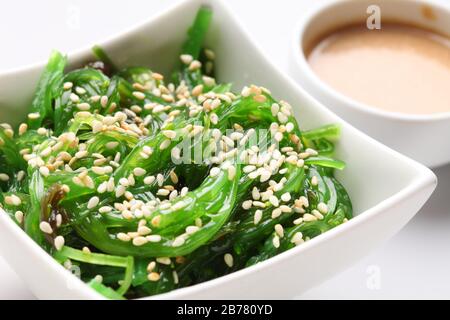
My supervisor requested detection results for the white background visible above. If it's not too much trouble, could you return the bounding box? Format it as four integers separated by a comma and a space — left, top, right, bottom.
0, 0, 449, 299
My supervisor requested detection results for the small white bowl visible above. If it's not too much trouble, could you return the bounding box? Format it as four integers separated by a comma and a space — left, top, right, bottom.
289, 0, 450, 168
0, 0, 437, 299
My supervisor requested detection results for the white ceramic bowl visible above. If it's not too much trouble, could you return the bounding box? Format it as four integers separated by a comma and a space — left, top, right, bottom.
0, 0, 437, 300
289, 0, 450, 168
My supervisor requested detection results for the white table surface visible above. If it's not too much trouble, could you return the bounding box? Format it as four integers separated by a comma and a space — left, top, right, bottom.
0, 0, 449, 300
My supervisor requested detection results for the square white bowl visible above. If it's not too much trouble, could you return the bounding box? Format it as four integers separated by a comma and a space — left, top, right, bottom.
0, 0, 437, 299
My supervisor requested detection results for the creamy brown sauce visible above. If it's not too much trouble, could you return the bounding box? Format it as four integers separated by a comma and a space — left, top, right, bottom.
307, 23, 450, 114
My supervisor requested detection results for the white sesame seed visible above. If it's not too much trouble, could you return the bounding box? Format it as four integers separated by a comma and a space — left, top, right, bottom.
77, 103, 91, 111
115, 185, 126, 198
227, 165, 236, 180
279, 205, 292, 213
271, 208, 282, 219
160, 139, 171, 150
98, 96, 108, 108
157, 174, 164, 186
188, 60, 201, 71
204, 49, 215, 60
303, 213, 317, 222
254, 209, 263, 225
180, 187, 189, 197
241, 86, 251, 97
5, 195, 21, 206
14, 211, 24, 224
82, 247, 91, 254
39, 166, 50, 177
271, 103, 280, 116
275, 224, 284, 237
192, 84, 203, 96
253, 201, 266, 208
317, 202, 329, 214
222, 135, 234, 148
54, 236, 65, 251
157, 189, 170, 196
274, 131, 283, 142
39, 221, 53, 234
92, 166, 105, 175
133, 167, 146, 177
132, 236, 148, 246
170, 171, 178, 184
210, 113, 219, 124
117, 233, 131, 242
299, 196, 309, 208
143, 146, 153, 155
306, 148, 318, 156
173, 271, 179, 284
171, 147, 181, 160
157, 257, 171, 265
269, 195, 279, 207
144, 176, 156, 185
203, 76, 216, 87
162, 130, 176, 140
146, 235, 162, 243
260, 170, 271, 182
151, 215, 161, 227
210, 167, 221, 177
185, 226, 200, 235
278, 112, 288, 123
28, 112, 40, 120
99, 206, 112, 213
0, 173, 9, 181
312, 209, 324, 220
70, 93, 80, 103
18, 123, 28, 136
224, 253, 234, 268
172, 237, 185, 247
75, 150, 88, 159
72, 176, 84, 187
148, 272, 160, 281
106, 141, 119, 149
272, 235, 280, 248
124, 191, 133, 200
132, 91, 146, 100
180, 54, 193, 65
138, 226, 152, 236
40, 147, 52, 157
281, 192, 291, 202
107, 178, 115, 192
37, 127, 47, 135
243, 165, 256, 173
293, 217, 304, 225
147, 261, 156, 273
311, 176, 318, 186
242, 200, 253, 210
286, 122, 294, 133
56, 214, 63, 227
17, 171, 25, 182
119, 178, 129, 187
291, 232, 304, 245
63, 82, 73, 90
128, 174, 135, 186
252, 187, 261, 200
75, 86, 86, 95
87, 196, 100, 209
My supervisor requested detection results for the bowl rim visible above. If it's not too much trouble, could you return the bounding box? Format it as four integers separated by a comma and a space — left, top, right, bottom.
0, 0, 438, 300
291, 0, 450, 123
